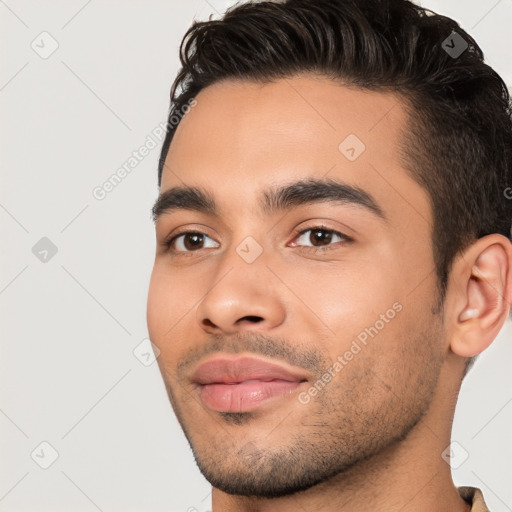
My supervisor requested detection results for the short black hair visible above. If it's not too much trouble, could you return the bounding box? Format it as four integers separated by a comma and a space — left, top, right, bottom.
157, 0, 512, 303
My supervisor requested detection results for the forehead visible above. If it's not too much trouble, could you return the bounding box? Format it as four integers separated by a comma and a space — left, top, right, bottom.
161, 74, 430, 229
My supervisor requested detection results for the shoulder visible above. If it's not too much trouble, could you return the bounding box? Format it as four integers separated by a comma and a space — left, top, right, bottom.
458, 486, 490, 512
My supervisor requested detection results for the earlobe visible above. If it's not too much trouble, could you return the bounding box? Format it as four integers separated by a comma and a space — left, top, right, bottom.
448, 235, 512, 358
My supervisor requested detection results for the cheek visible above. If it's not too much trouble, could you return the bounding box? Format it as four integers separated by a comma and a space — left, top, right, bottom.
146, 265, 197, 356
302, 262, 403, 343
147, 267, 168, 338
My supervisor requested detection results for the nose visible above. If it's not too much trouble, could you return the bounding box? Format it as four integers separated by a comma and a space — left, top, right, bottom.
196, 260, 286, 335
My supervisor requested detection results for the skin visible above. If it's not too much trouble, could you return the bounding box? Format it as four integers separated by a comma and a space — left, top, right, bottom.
147, 74, 512, 511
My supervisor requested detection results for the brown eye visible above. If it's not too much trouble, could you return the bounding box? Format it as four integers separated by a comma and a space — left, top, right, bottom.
166, 232, 219, 253
309, 229, 334, 246
182, 233, 205, 250
292, 227, 348, 250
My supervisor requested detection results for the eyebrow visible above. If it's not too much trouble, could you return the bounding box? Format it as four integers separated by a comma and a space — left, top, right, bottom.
151, 177, 386, 223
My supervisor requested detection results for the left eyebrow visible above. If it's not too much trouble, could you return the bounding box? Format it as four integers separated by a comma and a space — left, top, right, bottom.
151, 177, 387, 223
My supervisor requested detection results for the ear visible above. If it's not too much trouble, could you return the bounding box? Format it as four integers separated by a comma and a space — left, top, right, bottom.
444, 234, 512, 358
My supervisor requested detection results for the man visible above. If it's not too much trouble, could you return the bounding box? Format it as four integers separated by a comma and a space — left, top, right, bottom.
147, 0, 512, 510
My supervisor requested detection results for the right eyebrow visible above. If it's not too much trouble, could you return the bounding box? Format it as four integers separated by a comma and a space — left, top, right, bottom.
152, 185, 216, 222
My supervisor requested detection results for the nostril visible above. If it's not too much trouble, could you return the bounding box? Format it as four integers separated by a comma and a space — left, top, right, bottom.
240, 315, 263, 323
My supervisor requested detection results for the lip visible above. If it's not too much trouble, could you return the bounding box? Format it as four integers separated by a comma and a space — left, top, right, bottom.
192, 355, 309, 412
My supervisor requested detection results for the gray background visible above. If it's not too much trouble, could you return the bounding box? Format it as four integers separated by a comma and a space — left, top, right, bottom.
1, 1, 511, 511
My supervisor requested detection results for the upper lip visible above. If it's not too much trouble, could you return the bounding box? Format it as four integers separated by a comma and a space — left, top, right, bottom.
191, 355, 310, 385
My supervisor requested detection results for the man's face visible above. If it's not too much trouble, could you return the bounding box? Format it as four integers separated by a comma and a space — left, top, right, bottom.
147, 75, 446, 497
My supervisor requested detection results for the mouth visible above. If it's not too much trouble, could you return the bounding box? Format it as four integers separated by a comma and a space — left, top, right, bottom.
191, 355, 309, 412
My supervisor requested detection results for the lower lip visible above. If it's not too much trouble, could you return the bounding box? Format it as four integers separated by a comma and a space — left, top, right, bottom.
199, 380, 304, 412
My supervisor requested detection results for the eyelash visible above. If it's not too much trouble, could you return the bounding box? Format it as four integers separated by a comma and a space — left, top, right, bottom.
162, 225, 353, 257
